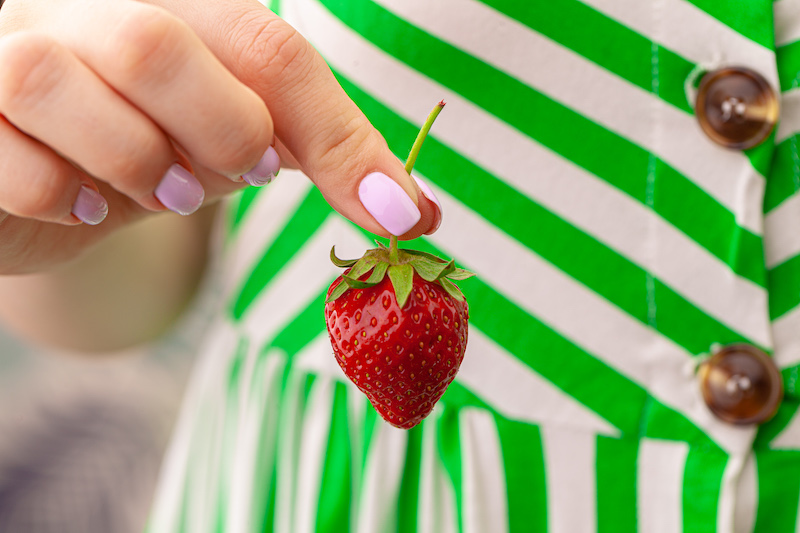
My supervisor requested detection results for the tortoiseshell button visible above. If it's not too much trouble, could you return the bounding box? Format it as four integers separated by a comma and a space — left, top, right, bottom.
695, 67, 778, 150
698, 344, 782, 425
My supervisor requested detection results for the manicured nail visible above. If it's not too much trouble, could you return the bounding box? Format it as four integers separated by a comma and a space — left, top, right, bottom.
71, 185, 109, 225
242, 146, 281, 187
413, 175, 443, 234
358, 172, 421, 235
155, 164, 205, 216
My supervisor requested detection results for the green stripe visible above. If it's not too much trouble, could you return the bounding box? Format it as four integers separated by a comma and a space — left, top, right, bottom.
685, 0, 774, 49
494, 415, 548, 533
395, 425, 424, 533
228, 186, 264, 234
478, 0, 695, 114
753, 450, 800, 532
437, 406, 464, 533
383, 231, 719, 449
315, 383, 353, 533
335, 68, 761, 355
778, 40, 800, 91
230, 187, 331, 320
765, 136, 800, 214
768, 254, 800, 320
214, 339, 247, 531
754, 399, 800, 449
250, 354, 285, 533
785, 365, 800, 397
596, 435, 638, 533
319, 0, 766, 290
682, 446, 727, 533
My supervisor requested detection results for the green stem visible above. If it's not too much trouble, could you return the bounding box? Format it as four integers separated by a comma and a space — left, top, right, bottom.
387, 101, 445, 258
404, 101, 445, 174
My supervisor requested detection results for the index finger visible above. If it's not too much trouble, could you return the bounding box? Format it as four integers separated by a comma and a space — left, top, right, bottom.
155, 0, 441, 239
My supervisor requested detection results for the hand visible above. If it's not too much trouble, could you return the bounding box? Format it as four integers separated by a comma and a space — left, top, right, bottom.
0, 0, 441, 274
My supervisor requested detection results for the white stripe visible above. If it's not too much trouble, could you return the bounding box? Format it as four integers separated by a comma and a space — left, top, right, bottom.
242, 216, 372, 349
541, 426, 597, 533
772, 306, 800, 368
717, 454, 745, 533
776, 0, 800, 47
638, 439, 689, 533
765, 191, 800, 268
460, 409, 509, 533
369, 0, 765, 236
734, 454, 758, 533
287, 0, 771, 348
148, 322, 239, 533
770, 408, 800, 449
428, 186, 756, 453
581, 0, 778, 87
419, 411, 458, 533
776, 90, 800, 143
274, 370, 306, 533
356, 422, 408, 533
294, 332, 351, 379
227, 352, 284, 533
294, 378, 335, 533
459, 328, 618, 436
347, 382, 367, 517
223, 170, 312, 298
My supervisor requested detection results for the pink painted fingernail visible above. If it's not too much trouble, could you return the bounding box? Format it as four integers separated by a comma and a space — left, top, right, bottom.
71, 186, 108, 225
358, 172, 421, 235
155, 164, 205, 216
413, 175, 442, 234
242, 146, 281, 187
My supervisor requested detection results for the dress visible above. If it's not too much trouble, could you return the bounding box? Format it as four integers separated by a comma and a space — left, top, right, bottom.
148, 0, 800, 531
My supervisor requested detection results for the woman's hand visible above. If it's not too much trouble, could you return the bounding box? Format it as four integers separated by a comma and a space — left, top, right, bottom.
0, 0, 441, 274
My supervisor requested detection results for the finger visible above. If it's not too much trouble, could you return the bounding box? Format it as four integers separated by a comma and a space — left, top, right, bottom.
0, 31, 208, 215
154, 0, 441, 238
40, 1, 277, 186
0, 115, 108, 225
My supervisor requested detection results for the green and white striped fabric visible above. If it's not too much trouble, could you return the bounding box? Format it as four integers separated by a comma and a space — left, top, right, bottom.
148, 0, 800, 531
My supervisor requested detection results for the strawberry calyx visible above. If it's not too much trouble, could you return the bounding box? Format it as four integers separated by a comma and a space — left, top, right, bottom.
326, 242, 475, 308
327, 100, 474, 307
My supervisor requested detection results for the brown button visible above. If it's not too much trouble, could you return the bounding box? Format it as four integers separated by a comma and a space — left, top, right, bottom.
698, 344, 782, 425
695, 67, 778, 150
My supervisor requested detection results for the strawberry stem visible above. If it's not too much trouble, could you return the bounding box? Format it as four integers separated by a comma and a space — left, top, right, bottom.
387, 101, 446, 261
404, 101, 445, 175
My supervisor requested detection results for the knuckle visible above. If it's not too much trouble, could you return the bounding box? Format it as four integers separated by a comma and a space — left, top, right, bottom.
0, 33, 62, 112
7, 162, 71, 220
106, 6, 186, 83
214, 102, 272, 174
99, 131, 167, 190
314, 113, 375, 170
230, 15, 314, 87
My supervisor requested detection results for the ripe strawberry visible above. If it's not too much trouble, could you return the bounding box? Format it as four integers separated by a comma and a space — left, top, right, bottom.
324, 101, 474, 429
324, 246, 472, 429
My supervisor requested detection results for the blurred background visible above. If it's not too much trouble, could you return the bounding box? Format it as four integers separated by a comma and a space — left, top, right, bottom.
0, 315, 198, 533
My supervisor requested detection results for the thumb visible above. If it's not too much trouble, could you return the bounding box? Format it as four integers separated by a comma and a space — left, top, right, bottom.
155, 0, 441, 238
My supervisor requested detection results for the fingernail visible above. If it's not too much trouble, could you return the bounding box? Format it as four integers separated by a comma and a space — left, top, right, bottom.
358, 172, 421, 235
72, 186, 108, 225
413, 175, 443, 234
242, 146, 281, 187
155, 164, 205, 216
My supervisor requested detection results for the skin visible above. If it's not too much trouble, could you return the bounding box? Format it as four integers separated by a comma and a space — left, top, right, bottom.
0, 0, 440, 351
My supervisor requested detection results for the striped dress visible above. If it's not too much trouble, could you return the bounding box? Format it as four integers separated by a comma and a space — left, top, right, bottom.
148, 0, 800, 531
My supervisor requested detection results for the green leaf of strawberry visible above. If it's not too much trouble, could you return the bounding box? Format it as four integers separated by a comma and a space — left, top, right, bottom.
324, 102, 475, 429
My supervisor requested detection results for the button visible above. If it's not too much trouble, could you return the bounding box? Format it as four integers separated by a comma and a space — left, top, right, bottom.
698, 344, 782, 425
695, 67, 778, 150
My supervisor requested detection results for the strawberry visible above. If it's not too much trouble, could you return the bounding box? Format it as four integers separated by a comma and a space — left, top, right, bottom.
324, 102, 474, 429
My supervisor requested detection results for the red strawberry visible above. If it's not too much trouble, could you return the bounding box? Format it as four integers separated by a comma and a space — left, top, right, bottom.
324, 246, 472, 429
324, 101, 474, 429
